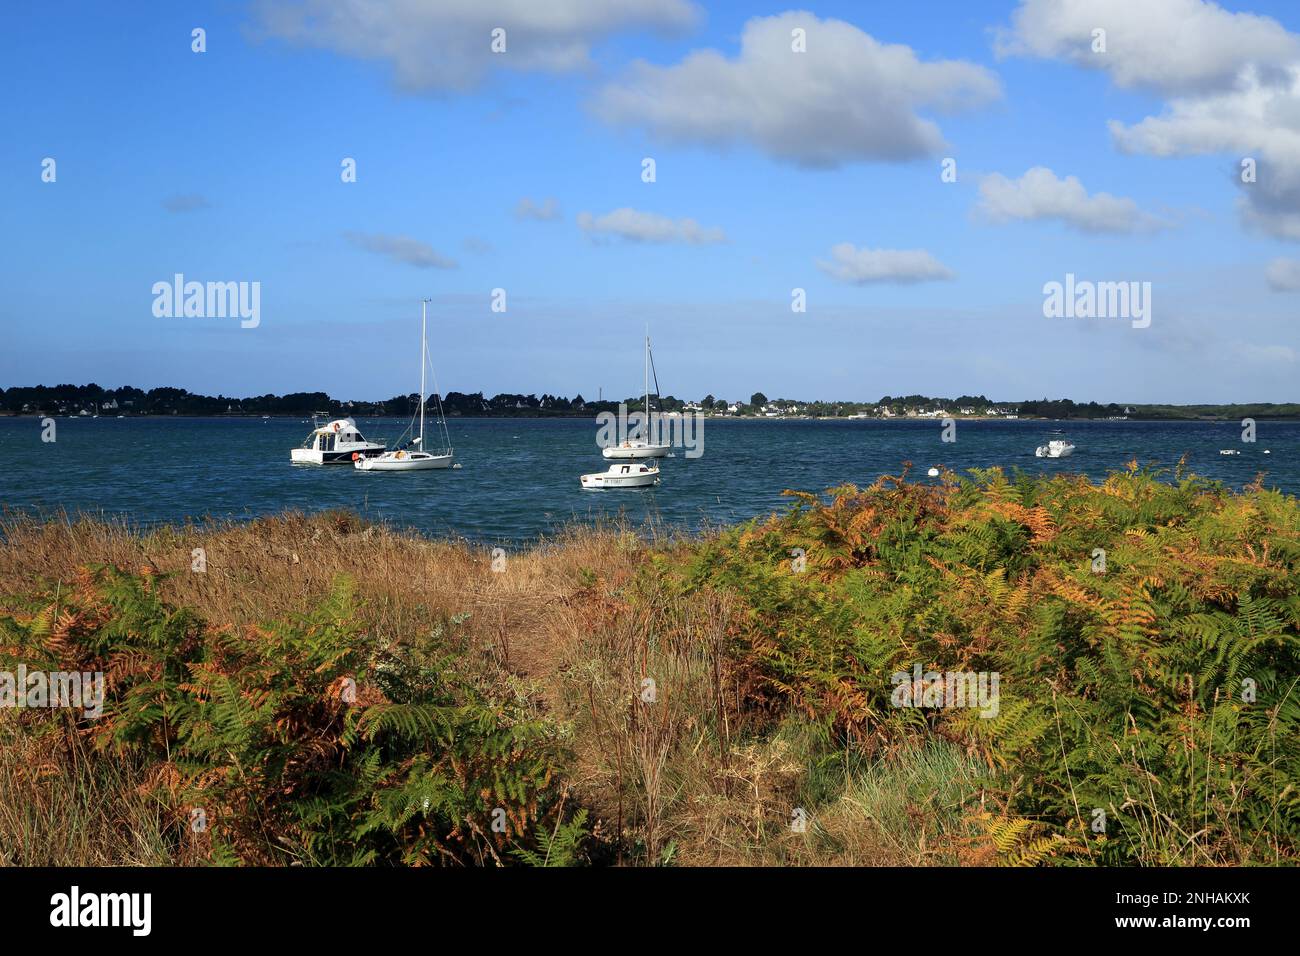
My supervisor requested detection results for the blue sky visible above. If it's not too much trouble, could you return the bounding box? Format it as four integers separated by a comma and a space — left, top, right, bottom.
3, 0, 1299, 404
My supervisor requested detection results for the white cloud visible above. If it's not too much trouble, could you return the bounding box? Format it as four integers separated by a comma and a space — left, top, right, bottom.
1109, 68, 1300, 239
999, 0, 1300, 241
977, 166, 1165, 234
576, 207, 725, 244
516, 197, 562, 221
1266, 257, 1300, 291
253, 0, 699, 92
817, 244, 953, 284
345, 231, 457, 268
592, 11, 1000, 167
995, 0, 1297, 95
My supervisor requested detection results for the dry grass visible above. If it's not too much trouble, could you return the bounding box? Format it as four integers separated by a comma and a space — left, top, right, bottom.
0, 510, 979, 866
0, 510, 641, 685
0, 714, 172, 866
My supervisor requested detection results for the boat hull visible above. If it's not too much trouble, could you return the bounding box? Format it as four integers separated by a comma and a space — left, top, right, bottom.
291, 444, 385, 464
580, 475, 659, 488
580, 465, 660, 488
602, 444, 671, 460
355, 452, 454, 471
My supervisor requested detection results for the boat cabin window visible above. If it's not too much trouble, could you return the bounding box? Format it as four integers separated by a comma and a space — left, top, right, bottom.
620, 465, 630, 474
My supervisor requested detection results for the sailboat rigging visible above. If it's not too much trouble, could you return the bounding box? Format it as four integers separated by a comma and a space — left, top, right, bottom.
354, 299, 456, 472
602, 331, 672, 460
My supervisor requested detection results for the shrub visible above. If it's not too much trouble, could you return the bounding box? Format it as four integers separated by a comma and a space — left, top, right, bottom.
679, 467, 1300, 864
0, 566, 575, 865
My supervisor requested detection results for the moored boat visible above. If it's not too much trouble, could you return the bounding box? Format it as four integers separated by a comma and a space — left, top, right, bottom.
603, 440, 670, 460
291, 418, 385, 464
601, 332, 671, 460
354, 298, 455, 473
580, 462, 660, 489
1035, 437, 1075, 458
355, 442, 453, 471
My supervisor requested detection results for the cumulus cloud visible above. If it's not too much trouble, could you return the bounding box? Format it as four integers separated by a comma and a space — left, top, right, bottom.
591, 11, 1000, 167
162, 194, 210, 213
345, 231, 457, 269
1109, 70, 1300, 240
515, 197, 562, 221
817, 244, 953, 284
1266, 257, 1300, 291
995, 0, 1297, 95
576, 207, 725, 244
999, 0, 1300, 241
252, 0, 699, 92
977, 166, 1166, 234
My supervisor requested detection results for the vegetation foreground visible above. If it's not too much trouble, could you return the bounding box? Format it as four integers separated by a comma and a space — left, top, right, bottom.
1, 463, 1296, 867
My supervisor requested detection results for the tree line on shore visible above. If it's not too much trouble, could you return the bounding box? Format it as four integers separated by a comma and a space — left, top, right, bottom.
2, 383, 1297, 421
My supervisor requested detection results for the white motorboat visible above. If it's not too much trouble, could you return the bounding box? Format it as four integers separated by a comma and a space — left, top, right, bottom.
355, 298, 455, 473
1219, 449, 1241, 456
602, 333, 671, 460
1035, 437, 1075, 458
580, 462, 660, 489
291, 418, 385, 464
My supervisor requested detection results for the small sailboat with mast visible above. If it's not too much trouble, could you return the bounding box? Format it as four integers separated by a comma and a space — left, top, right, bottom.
355, 298, 455, 472
602, 330, 671, 460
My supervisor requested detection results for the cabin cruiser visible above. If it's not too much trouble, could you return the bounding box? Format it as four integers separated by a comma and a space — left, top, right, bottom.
290, 418, 385, 464
1035, 437, 1075, 458
580, 462, 660, 489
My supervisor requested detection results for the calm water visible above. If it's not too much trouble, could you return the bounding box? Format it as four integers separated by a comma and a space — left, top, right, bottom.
1, 417, 1296, 543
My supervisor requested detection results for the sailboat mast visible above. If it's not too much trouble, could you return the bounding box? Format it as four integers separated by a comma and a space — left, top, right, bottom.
644, 328, 650, 438
419, 298, 429, 445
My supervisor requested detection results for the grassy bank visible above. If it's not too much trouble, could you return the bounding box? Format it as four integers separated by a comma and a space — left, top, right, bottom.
1, 463, 1297, 866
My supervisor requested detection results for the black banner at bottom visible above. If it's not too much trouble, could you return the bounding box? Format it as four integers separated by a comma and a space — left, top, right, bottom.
0, 865, 1286, 943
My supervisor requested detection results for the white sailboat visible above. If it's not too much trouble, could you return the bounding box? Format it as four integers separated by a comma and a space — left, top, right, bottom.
355, 298, 455, 472
602, 332, 671, 460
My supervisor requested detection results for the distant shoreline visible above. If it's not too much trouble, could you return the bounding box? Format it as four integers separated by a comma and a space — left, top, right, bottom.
5, 412, 1300, 424
7, 385, 1300, 424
